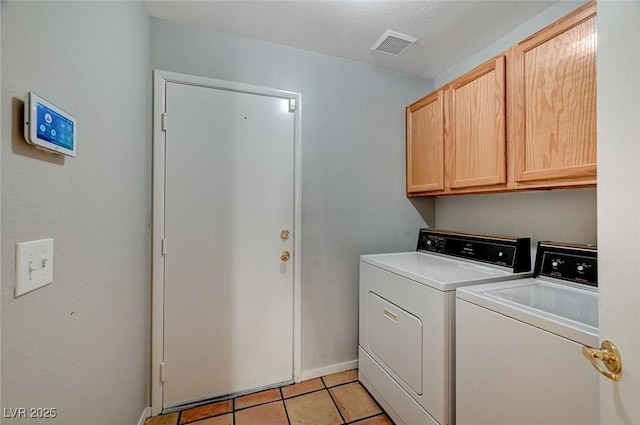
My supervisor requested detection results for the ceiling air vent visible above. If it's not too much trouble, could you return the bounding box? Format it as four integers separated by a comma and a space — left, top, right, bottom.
371, 30, 417, 56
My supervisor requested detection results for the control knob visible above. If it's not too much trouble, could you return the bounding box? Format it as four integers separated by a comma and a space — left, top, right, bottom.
577, 263, 589, 274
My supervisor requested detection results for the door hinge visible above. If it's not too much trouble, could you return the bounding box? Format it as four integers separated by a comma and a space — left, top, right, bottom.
288, 99, 296, 113
160, 363, 166, 382
161, 113, 168, 131
161, 238, 167, 256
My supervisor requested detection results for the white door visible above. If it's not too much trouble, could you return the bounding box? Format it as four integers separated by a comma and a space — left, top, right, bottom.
597, 2, 640, 423
161, 80, 296, 408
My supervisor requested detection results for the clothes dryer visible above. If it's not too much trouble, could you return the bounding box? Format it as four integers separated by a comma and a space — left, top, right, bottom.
359, 229, 532, 425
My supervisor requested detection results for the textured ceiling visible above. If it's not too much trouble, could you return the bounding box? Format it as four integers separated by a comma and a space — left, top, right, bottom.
144, 0, 559, 79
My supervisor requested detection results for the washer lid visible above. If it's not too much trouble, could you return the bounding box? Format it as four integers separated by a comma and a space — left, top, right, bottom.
457, 278, 598, 346
360, 252, 531, 291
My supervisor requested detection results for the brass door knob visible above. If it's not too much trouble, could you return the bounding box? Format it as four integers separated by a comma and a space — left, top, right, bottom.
280, 251, 291, 261
280, 230, 290, 240
582, 340, 622, 381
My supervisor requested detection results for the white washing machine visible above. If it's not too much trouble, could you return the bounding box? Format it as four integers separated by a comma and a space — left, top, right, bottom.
359, 229, 532, 425
456, 241, 599, 425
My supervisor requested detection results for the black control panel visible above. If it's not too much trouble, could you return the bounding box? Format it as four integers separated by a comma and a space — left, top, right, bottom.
417, 228, 531, 273
534, 242, 597, 287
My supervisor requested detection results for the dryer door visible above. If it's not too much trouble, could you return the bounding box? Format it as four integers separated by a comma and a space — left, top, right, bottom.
368, 292, 423, 394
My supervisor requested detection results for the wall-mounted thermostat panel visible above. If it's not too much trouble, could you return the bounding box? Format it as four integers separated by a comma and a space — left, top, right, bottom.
24, 92, 77, 157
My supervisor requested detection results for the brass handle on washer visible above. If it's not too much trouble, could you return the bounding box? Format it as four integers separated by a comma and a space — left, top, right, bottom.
280, 251, 291, 261
582, 340, 622, 382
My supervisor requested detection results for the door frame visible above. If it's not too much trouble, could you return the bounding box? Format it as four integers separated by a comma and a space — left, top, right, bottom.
151, 70, 302, 416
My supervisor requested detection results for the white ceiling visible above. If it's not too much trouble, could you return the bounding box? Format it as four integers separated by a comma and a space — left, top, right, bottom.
144, 0, 559, 79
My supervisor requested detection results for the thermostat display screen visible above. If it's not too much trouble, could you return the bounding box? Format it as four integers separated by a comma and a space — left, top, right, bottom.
36, 102, 75, 150
24, 92, 77, 157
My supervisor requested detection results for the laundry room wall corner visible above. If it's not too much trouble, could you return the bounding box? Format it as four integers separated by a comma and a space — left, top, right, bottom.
410, 197, 436, 228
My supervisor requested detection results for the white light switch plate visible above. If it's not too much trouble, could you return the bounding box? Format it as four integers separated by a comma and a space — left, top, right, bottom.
15, 238, 54, 298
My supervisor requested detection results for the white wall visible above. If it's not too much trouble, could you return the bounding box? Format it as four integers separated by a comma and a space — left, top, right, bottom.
150, 18, 434, 375
1, 2, 150, 424
434, 0, 597, 247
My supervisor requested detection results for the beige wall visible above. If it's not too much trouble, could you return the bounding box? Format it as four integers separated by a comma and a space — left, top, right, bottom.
1, 2, 150, 424
436, 189, 597, 255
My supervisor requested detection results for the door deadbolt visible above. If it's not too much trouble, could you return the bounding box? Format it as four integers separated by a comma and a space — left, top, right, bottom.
280, 230, 290, 240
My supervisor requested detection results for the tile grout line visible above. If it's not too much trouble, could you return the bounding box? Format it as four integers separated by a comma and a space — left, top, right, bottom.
231, 392, 290, 424
320, 375, 347, 424
232, 397, 236, 425
235, 399, 281, 412
280, 387, 293, 425
283, 387, 326, 401
321, 373, 358, 420
325, 379, 358, 390
345, 413, 387, 425
358, 382, 387, 416
178, 399, 234, 425
352, 384, 392, 425
326, 386, 348, 425
327, 380, 390, 425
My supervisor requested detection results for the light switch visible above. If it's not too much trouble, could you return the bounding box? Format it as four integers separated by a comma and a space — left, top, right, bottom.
15, 238, 54, 298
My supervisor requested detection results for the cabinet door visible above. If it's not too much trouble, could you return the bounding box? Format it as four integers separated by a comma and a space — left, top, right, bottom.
406, 91, 444, 193
509, 2, 596, 186
448, 55, 506, 189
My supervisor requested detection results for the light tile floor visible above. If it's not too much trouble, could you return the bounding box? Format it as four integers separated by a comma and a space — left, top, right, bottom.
145, 370, 394, 425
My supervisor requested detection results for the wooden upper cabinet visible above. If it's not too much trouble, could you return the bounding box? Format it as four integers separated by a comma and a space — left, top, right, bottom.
406, 90, 444, 193
405, 2, 596, 197
508, 2, 597, 187
448, 55, 507, 189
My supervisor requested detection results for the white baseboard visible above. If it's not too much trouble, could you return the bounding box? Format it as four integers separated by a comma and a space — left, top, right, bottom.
137, 406, 151, 425
300, 359, 358, 382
